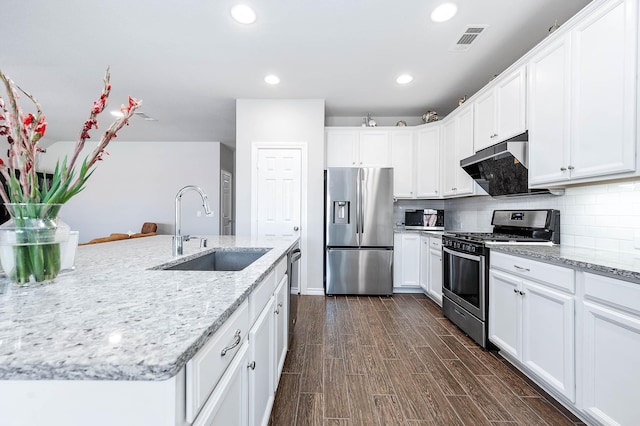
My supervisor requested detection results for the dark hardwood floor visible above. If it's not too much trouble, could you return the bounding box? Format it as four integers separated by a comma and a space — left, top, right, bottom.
269, 294, 585, 426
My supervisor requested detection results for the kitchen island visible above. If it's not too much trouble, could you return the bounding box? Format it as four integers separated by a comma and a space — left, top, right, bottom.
0, 235, 298, 425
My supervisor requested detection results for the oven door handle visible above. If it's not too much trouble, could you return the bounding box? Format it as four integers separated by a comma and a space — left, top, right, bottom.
443, 247, 483, 262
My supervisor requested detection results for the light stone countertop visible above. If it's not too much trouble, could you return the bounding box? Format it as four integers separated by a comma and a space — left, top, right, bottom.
489, 244, 640, 284
0, 235, 298, 381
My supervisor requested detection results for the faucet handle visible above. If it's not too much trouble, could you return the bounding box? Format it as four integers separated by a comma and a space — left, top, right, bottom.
182, 235, 191, 242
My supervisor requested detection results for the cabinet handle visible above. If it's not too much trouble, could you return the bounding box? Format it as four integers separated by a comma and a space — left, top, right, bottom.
568, 165, 575, 170
513, 288, 519, 294
247, 361, 256, 370
560, 167, 567, 171
220, 329, 242, 356
513, 265, 530, 272
275, 303, 283, 314
520, 290, 526, 296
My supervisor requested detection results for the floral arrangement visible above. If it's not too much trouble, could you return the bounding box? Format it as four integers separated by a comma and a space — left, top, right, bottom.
0, 67, 142, 205
0, 68, 141, 284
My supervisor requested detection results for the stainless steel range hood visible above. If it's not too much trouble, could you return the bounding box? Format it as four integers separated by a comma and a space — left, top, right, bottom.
460, 137, 563, 197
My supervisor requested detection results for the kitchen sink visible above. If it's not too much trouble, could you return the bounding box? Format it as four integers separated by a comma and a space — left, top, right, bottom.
162, 248, 271, 271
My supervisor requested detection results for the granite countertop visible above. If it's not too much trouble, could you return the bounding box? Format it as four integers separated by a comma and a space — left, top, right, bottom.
489, 244, 640, 283
394, 227, 445, 237
0, 235, 297, 381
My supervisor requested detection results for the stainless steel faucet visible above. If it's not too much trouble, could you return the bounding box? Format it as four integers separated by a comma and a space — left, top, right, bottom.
172, 185, 213, 256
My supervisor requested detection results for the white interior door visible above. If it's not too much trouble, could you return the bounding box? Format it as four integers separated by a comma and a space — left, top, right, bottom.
220, 170, 233, 235
255, 148, 302, 238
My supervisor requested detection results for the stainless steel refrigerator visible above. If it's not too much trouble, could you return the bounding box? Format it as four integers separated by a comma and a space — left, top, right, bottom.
325, 167, 394, 295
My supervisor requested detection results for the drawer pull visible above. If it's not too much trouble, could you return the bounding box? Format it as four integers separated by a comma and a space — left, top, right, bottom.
247, 361, 256, 370
220, 329, 242, 357
513, 265, 530, 272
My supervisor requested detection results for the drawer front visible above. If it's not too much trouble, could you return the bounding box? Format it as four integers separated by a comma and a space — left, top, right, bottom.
584, 272, 640, 315
275, 257, 287, 284
490, 251, 575, 293
429, 236, 442, 250
186, 301, 249, 423
249, 270, 276, 323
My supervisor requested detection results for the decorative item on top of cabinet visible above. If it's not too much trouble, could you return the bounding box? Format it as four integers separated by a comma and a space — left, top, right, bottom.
396, 120, 407, 127
458, 96, 466, 106
364, 113, 377, 127
422, 111, 439, 123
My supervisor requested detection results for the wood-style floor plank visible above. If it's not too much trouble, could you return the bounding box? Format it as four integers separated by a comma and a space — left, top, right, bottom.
271, 295, 586, 425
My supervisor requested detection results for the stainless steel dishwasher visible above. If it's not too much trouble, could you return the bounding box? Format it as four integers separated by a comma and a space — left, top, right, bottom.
287, 242, 301, 345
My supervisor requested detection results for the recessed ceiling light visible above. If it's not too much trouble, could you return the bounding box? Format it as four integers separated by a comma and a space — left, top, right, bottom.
110, 110, 124, 118
431, 2, 458, 22
231, 4, 256, 24
396, 74, 414, 84
264, 74, 280, 85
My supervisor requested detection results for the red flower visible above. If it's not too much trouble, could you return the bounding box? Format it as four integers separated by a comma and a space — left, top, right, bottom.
0, 158, 4, 165
23, 113, 35, 126
35, 119, 47, 137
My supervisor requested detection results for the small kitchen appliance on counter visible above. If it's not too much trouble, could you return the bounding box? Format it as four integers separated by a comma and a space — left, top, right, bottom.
441, 209, 560, 348
325, 167, 394, 295
404, 209, 444, 230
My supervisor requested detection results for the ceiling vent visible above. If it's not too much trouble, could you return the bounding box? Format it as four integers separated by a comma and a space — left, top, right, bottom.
450, 25, 488, 52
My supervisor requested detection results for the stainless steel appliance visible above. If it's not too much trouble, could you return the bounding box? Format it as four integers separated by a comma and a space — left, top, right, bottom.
442, 209, 560, 348
325, 167, 394, 295
460, 136, 563, 197
404, 209, 444, 230
287, 241, 301, 345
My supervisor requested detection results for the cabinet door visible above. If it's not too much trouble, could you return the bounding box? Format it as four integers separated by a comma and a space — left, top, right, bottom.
248, 297, 275, 426
273, 275, 288, 390
398, 233, 420, 288
391, 131, 415, 197
473, 89, 496, 151
582, 301, 640, 425
359, 131, 391, 167
569, 0, 636, 180
454, 106, 477, 195
419, 236, 430, 292
528, 35, 571, 185
428, 248, 442, 305
488, 269, 521, 359
441, 119, 457, 197
193, 342, 249, 426
326, 130, 358, 167
521, 281, 575, 402
496, 67, 527, 142
416, 127, 440, 198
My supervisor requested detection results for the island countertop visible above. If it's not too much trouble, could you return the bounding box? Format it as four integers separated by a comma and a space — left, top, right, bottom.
0, 235, 298, 381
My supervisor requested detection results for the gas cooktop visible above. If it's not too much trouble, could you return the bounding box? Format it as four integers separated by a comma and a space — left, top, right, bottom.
445, 232, 554, 244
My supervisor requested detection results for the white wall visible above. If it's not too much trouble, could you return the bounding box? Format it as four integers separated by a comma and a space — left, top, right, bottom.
236, 99, 325, 294
39, 141, 222, 243
446, 178, 640, 253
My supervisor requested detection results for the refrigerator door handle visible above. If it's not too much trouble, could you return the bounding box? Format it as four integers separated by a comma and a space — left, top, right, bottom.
355, 168, 360, 242
359, 168, 365, 235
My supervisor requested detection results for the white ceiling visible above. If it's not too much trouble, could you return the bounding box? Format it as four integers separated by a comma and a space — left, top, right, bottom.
3, 0, 590, 149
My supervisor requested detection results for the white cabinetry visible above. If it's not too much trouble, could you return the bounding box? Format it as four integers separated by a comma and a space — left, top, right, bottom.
273, 274, 288, 390
248, 295, 275, 426
325, 129, 391, 167
427, 236, 442, 305
489, 252, 575, 402
473, 67, 526, 152
419, 235, 430, 292
580, 272, 640, 425
391, 130, 415, 197
416, 126, 440, 198
394, 233, 421, 289
442, 106, 479, 197
529, 0, 637, 186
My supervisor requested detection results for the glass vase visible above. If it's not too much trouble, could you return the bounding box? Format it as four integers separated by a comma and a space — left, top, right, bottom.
0, 203, 70, 285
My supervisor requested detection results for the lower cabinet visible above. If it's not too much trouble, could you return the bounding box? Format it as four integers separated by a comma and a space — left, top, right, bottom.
249, 296, 275, 426
193, 342, 249, 426
394, 233, 421, 289
580, 272, 640, 425
427, 236, 442, 305
489, 252, 576, 402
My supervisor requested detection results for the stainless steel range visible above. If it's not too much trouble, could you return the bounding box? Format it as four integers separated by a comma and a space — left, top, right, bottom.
442, 209, 560, 348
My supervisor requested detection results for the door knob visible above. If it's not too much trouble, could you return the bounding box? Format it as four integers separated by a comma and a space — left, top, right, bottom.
293, 226, 300, 231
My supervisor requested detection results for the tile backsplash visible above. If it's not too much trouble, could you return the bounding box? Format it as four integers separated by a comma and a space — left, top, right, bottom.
445, 178, 640, 253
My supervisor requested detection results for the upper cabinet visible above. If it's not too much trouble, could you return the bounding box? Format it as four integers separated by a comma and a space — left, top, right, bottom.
473, 67, 527, 152
416, 126, 441, 198
442, 105, 481, 197
528, 0, 638, 186
390, 130, 415, 198
325, 129, 391, 167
